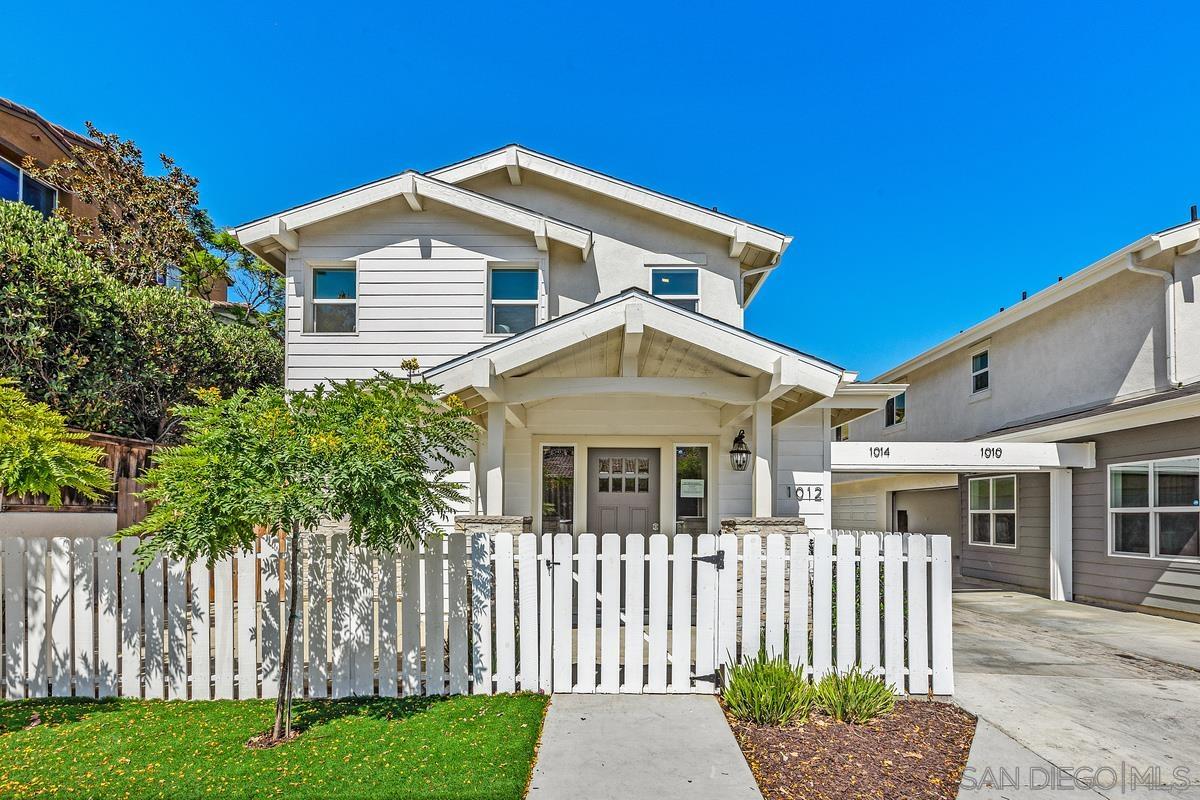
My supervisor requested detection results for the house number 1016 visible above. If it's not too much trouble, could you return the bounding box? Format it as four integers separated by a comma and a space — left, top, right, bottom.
980, 446, 1003, 459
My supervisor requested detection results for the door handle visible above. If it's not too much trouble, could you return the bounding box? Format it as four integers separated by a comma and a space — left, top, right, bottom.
651, 522, 660, 532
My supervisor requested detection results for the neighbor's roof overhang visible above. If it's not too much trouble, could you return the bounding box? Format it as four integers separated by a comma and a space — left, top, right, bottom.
425, 289, 847, 425
872, 219, 1200, 384
429, 144, 793, 299
232, 170, 594, 271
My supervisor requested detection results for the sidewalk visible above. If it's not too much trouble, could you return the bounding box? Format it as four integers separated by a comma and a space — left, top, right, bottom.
528, 694, 761, 800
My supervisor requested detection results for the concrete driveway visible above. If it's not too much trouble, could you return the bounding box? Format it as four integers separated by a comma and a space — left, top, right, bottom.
953, 591, 1200, 798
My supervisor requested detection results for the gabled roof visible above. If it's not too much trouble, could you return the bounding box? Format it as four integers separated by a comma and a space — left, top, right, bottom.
429, 144, 792, 270
426, 288, 845, 401
233, 170, 594, 269
872, 218, 1200, 383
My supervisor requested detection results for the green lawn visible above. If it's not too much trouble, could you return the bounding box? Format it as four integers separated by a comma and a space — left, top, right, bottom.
0, 693, 549, 800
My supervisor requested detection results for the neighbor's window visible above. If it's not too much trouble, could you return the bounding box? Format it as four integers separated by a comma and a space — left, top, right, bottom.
1110, 458, 1199, 559
969, 475, 1017, 547
311, 267, 357, 333
833, 424, 850, 442
884, 392, 906, 428
541, 446, 575, 534
971, 349, 990, 394
651, 268, 699, 312
490, 268, 539, 335
675, 446, 708, 533
0, 156, 57, 218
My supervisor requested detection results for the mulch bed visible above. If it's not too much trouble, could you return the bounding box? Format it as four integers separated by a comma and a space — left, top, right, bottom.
726, 701, 977, 800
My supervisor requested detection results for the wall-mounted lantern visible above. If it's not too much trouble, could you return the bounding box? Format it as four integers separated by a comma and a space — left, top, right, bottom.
729, 429, 750, 472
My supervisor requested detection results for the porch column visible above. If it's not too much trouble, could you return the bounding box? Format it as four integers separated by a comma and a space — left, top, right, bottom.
1049, 468, 1073, 602
484, 403, 505, 516
752, 400, 773, 517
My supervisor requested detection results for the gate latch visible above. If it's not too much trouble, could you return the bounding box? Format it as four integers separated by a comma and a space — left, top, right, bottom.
694, 551, 725, 570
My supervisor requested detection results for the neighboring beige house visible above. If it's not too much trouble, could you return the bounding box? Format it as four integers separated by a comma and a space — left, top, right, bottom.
835, 217, 1200, 621
236, 145, 910, 537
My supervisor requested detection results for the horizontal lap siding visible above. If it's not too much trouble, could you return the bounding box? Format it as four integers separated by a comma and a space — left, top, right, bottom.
1070, 418, 1200, 616
960, 472, 1050, 594
773, 410, 829, 532
285, 201, 540, 391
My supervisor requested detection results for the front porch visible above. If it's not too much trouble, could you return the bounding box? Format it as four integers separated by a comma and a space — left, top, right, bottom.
424, 289, 902, 534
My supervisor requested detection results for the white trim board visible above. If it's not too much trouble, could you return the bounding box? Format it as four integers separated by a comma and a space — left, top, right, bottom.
832, 441, 1096, 472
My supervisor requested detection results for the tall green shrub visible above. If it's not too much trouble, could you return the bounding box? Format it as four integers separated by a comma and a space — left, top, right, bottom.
0, 201, 282, 441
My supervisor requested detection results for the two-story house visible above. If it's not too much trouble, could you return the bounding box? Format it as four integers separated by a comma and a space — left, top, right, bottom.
835, 217, 1200, 620
0, 97, 98, 220
235, 145, 904, 538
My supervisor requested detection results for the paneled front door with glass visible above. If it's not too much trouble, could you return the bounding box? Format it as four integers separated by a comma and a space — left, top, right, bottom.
587, 449, 660, 535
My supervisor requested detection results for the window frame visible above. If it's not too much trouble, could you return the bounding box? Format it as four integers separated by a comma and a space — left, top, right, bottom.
0, 154, 58, 216
308, 262, 359, 335
969, 342, 991, 399
1107, 457, 1200, 563
968, 474, 1018, 549
487, 263, 544, 337
884, 391, 906, 429
833, 423, 850, 442
649, 267, 701, 313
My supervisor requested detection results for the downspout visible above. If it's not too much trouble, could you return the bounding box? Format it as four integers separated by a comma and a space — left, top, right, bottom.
1126, 254, 1179, 387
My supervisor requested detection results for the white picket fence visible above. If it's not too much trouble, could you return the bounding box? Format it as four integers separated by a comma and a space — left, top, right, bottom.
0, 530, 953, 701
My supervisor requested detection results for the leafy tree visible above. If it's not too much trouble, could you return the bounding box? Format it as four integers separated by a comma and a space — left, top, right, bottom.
26, 123, 208, 290
125, 374, 474, 741
0, 201, 283, 440
0, 378, 111, 506
25, 124, 284, 329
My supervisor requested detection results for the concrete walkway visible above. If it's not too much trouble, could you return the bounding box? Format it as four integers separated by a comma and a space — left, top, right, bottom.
954, 591, 1200, 799
528, 694, 761, 800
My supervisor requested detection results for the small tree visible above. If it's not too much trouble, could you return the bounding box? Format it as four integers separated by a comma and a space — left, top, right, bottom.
124, 374, 473, 741
0, 379, 111, 506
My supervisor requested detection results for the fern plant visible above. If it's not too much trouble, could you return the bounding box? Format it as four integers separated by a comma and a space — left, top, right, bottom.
722, 652, 815, 726
0, 379, 111, 506
814, 667, 896, 723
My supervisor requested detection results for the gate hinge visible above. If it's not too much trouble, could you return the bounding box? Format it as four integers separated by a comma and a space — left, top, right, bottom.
692, 672, 720, 684
694, 551, 725, 570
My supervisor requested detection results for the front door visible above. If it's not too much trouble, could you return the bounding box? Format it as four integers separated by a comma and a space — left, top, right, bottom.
587, 448, 660, 535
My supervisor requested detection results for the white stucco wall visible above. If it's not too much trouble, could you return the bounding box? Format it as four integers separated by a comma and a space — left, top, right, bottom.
850, 266, 1171, 443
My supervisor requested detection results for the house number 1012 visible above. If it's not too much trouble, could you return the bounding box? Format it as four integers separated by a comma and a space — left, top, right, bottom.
794, 485, 823, 502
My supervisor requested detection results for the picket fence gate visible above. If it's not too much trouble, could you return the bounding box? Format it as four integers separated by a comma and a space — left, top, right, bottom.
0, 530, 953, 701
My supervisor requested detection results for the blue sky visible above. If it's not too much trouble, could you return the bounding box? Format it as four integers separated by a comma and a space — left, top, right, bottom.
6, 1, 1198, 377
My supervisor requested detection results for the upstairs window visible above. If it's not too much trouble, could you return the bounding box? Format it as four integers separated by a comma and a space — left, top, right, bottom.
0, 156, 57, 218
833, 424, 850, 442
1110, 458, 1200, 560
311, 267, 357, 333
651, 268, 699, 312
490, 268, 539, 335
971, 348, 990, 394
969, 475, 1017, 547
884, 391, 906, 428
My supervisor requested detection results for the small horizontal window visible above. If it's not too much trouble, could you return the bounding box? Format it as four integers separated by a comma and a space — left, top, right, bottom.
651, 268, 699, 313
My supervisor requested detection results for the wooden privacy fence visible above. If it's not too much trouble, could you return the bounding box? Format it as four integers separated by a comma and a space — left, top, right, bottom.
0, 531, 953, 701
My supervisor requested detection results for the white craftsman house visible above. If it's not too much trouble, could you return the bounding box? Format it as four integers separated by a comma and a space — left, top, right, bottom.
234, 145, 1093, 549
235, 145, 912, 535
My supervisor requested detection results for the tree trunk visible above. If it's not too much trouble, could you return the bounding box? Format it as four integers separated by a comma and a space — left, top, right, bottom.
272, 522, 302, 740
